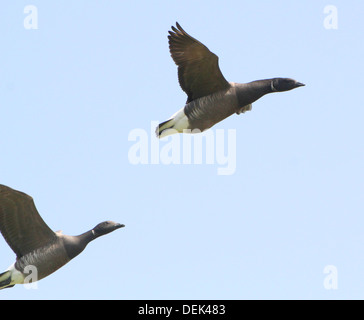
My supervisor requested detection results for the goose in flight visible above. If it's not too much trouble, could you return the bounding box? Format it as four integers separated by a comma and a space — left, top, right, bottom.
0, 184, 124, 289
156, 23, 305, 138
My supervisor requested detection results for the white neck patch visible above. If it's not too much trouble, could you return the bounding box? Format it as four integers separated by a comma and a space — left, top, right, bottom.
271, 80, 278, 92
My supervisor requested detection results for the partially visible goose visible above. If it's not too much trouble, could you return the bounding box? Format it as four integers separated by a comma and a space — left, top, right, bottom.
156, 23, 305, 138
0, 184, 124, 289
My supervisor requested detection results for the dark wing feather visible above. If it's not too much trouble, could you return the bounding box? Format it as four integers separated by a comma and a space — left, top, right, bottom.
0, 185, 56, 259
168, 22, 230, 103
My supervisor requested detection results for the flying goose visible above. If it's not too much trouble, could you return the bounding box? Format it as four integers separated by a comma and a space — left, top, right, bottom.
0, 184, 124, 289
156, 23, 305, 138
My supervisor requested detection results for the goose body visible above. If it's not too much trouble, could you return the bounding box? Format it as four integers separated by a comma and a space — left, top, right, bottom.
156, 23, 305, 138
0, 184, 124, 289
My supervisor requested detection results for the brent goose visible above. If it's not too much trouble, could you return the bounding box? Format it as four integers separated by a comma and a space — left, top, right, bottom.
156, 23, 305, 138
0, 184, 124, 289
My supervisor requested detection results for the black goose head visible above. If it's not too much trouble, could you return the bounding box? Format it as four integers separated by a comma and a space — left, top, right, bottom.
64, 221, 124, 260
271, 78, 305, 92
92, 221, 125, 237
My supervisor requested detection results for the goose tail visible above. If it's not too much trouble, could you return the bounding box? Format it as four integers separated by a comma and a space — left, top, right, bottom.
156, 108, 189, 139
0, 271, 14, 290
156, 118, 177, 139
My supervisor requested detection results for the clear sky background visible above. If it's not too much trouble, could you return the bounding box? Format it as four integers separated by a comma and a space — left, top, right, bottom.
1, 1, 363, 300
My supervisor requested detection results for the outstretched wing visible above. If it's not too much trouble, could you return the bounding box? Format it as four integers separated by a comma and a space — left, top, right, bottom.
168, 22, 230, 103
0, 185, 56, 258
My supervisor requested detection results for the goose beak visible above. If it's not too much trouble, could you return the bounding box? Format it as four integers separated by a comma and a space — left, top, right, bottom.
295, 82, 305, 87
116, 223, 125, 229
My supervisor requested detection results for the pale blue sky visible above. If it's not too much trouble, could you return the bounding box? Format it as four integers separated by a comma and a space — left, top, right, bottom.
1, 1, 363, 299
